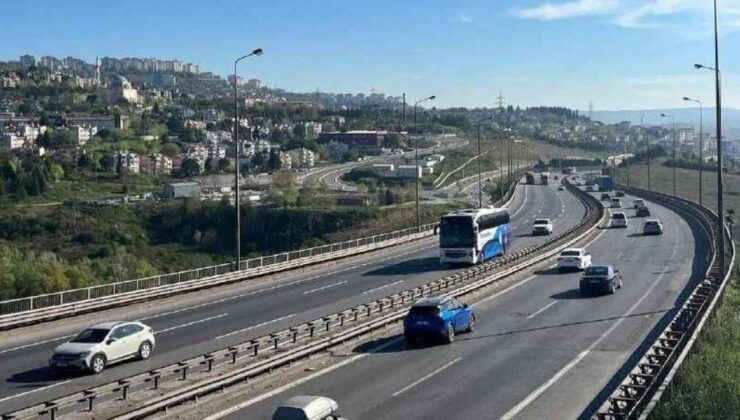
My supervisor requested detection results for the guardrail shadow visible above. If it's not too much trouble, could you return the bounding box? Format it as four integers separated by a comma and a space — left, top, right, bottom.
352, 335, 419, 354
363, 257, 444, 276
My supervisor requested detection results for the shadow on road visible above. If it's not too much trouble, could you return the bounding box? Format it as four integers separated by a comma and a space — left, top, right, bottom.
549, 288, 592, 300
363, 257, 446, 276
5, 366, 76, 385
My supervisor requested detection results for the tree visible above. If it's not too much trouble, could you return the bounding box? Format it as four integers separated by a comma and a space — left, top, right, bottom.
298, 179, 319, 207
204, 157, 216, 173
77, 153, 93, 170
161, 142, 181, 158
268, 149, 281, 171
99, 154, 115, 172
268, 170, 298, 208
48, 164, 64, 182
181, 158, 201, 177
218, 157, 231, 172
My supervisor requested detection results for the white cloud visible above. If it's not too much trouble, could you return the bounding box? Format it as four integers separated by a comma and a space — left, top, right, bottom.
513, 0, 619, 20
513, 0, 740, 31
455, 11, 472, 23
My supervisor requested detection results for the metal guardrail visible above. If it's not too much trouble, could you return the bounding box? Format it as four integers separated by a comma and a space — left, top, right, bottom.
1, 178, 599, 420
0, 170, 524, 332
593, 186, 736, 420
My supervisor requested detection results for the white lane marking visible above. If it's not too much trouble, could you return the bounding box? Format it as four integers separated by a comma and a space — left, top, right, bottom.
500, 227, 680, 420
0, 380, 72, 404
392, 357, 463, 397
363, 280, 405, 295
140, 242, 436, 321
0, 334, 75, 356
203, 337, 404, 420
302, 281, 348, 295
510, 185, 529, 218
525, 301, 557, 320
155, 313, 228, 334
215, 314, 296, 340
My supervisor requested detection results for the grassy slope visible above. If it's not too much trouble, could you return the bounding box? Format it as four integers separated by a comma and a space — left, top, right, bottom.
615, 161, 740, 418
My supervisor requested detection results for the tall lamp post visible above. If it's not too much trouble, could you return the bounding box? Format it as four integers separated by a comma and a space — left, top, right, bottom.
695, 0, 725, 278
683, 96, 704, 206
476, 115, 494, 208
660, 113, 677, 196
413, 95, 435, 231
233, 48, 263, 270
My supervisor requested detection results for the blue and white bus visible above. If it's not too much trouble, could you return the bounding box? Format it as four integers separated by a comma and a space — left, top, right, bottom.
439, 207, 512, 265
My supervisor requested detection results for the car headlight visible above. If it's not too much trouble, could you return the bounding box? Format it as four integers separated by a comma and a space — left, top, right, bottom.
77, 351, 91, 358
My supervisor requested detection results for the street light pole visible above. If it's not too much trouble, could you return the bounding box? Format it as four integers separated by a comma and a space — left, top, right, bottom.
413, 95, 435, 231
694, 0, 725, 278
660, 113, 677, 196
684, 97, 704, 206
232, 48, 263, 271
476, 115, 494, 208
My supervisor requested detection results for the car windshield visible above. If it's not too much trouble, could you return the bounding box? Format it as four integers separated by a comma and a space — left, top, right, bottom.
70, 328, 110, 343
585, 266, 609, 276
408, 306, 440, 317
534, 219, 549, 224
439, 216, 474, 248
561, 250, 581, 256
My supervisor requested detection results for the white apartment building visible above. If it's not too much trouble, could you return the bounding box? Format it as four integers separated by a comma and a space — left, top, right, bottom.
71, 125, 97, 145
115, 150, 140, 174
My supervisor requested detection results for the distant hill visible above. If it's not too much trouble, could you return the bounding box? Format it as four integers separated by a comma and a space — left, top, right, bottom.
591, 108, 740, 140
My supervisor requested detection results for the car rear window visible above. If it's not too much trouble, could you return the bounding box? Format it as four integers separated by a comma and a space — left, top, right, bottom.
612, 213, 626, 219
645, 221, 659, 226
561, 250, 581, 256
408, 306, 440, 317
534, 219, 549, 224
585, 266, 609, 276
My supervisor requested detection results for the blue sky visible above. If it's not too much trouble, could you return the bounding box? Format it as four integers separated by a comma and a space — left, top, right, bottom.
2, 0, 740, 110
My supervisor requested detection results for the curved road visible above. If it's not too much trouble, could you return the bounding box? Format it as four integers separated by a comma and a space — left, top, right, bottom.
227, 187, 710, 420
0, 180, 582, 414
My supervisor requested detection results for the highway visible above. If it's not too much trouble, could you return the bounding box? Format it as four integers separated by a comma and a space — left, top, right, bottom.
224, 187, 711, 420
0, 180, 583, 414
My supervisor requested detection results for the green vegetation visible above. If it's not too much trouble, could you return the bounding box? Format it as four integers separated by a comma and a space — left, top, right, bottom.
650, 270, 740, 419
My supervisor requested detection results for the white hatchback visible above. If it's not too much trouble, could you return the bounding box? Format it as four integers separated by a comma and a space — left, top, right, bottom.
611, 211, 628, 228
50, 321, 155, 374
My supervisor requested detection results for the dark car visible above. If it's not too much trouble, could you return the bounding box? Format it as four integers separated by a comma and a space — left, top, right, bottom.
403, 296, 474, 344
579, 265, 622, 296
600, 192, 611, 201
636, 205, 651, 217
615, 190, 626, 197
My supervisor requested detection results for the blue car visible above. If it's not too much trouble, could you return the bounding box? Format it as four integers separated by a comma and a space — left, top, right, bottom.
403, 296, 475, 344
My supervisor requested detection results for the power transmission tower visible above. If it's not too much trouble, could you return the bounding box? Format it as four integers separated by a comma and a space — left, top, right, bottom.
496, 91, 506, 109
588, 101, 594, 120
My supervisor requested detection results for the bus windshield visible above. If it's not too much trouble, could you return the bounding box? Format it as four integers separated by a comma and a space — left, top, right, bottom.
439, 217, 475, 248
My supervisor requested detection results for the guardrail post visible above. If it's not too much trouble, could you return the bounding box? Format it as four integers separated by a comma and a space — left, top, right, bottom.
43, 402, 58, 420
119, 379, 130, 400
251, 340, 260, 356
228, 347, 238, 363
83, 390, 96, 411
204, 354, 215, 372
290, 328, 299, 343
271, 334, 279, 349
148, 370, 161, 389
177, 362, 189, 380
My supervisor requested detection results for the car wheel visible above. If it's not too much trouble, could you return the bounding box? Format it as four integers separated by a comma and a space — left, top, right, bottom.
609, 283, 616, 294
90, 354, 106, 374
618, 278, 623, 289
444, 324, 455, 344
138, 341, 153, 360
466, 314, 476, 333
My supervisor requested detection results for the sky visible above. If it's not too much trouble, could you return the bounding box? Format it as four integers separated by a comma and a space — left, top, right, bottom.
2, 0, 740, 111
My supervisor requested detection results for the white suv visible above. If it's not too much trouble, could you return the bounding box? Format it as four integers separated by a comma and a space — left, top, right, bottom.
50, 321, 155, 374
532, 218, 554, 235
557, 248, 592, 271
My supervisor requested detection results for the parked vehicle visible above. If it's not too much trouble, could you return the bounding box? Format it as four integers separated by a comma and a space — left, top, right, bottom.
636, 205, 651, 217
404, 297, 475, 344
50, 321, 155, 374
532, 218, 554, 235
557, 248, 592, 271
272, 396, 346, 420
580, 265, 622, 295
611, 211, 628, 228
643, 219, 664, 235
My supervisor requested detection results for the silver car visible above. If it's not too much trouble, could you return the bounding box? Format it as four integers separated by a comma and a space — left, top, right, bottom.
643, 219, 663, 235
50, 321, 155, 374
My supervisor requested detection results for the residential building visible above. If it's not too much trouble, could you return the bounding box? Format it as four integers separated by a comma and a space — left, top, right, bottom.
19, 54, 36, 68
140, 153, 173, 175
115, 150, 140, 174
246, 79, 261, 89
0, 132, 25, 150
109, 76, 139, 103
279, 151, 293, 170
298, 148, 315, 168
204, 108, 221, 123
319, 130, 398, 155
395, 165, 422, 179
65, 116, 116, 131
70, 125, 97, 145
228, 75, 245, 86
